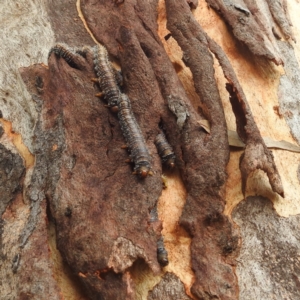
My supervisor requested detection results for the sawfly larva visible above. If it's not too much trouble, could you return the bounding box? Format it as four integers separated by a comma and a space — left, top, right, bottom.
118, 93, 151, 178
155, 131, 175, 168
92, 44, 121, 112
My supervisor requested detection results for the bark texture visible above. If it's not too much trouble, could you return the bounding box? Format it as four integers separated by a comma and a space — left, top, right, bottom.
205, 0, 294, 64
233, 196, 300, 299
1, 0, 300, 300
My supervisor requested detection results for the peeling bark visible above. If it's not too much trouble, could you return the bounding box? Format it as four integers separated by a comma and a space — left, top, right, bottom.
206, 37, 283, 196
265, 0, 295, 41
19, 0, 284, 298
1, 0, 298, 299
15, 0, 241, 298
205, 0, 295, 64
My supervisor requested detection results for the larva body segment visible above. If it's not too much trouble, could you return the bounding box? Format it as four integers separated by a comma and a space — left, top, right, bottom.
155, 131, 176, 168
157, 237, 169, 267
118, 93, 151, 178
149, 207, 159, 223
149, 208, 169, 267
48, 44, 80, 68
92, 45, 121, 111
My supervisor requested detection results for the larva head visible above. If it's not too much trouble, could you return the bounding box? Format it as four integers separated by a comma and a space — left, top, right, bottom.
136, 166, 151, 178
157, 249, 169, 266
110, 105, 119, 113
166, 157, 175, 169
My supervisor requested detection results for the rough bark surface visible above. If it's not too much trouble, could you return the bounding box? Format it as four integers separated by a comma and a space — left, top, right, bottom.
205, 0, 294, 65
1, 0, 300, 299
21, 51, 164, 299
206, 37, 283, 197
233, 196, 300, 299
0, 143, 24, 217
147, 272, 193, 300
80, 0, 241, 298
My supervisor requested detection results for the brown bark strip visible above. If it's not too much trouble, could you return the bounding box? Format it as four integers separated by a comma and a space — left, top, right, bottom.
165, 1, 240, 299
205, 0, 284, 65
206, 36, 284, 197
21, 50, 162, 299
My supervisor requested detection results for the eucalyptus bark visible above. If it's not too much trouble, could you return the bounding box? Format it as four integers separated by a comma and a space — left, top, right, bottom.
1, 1, 300, 300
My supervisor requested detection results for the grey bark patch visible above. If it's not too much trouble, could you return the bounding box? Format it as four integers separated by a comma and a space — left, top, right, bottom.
233, 196, 300, 300
277, 41, 300, 144
19, 113, 65, 247
147, 272, 192, 300
0, 0, 55, 153
0, 143, 27, 299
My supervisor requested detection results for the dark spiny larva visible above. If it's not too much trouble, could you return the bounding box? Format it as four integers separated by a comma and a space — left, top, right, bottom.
149, 208, 169, 267
149, 207, 158, 223
155, 131, 175, 168
114, 69, 123, 87
157, 237, 169, 267
48, 44, 80, 68
118, 93, 151, 178
75, 46, 90, 58
93, 44, 121, 112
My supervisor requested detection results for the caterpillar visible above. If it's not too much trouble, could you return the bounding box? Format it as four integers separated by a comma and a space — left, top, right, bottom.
149, 207, 159, 223
48, 44, 81, 68
149, 208, 169, 267
155, 131, 175, 168
157, 237, 169, 267
49, 44, 121, 113
92, 44, 121, 112
118, 93, 152, 178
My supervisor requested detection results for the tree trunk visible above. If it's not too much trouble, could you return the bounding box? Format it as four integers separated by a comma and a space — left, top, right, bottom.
1, 0, 300, 299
